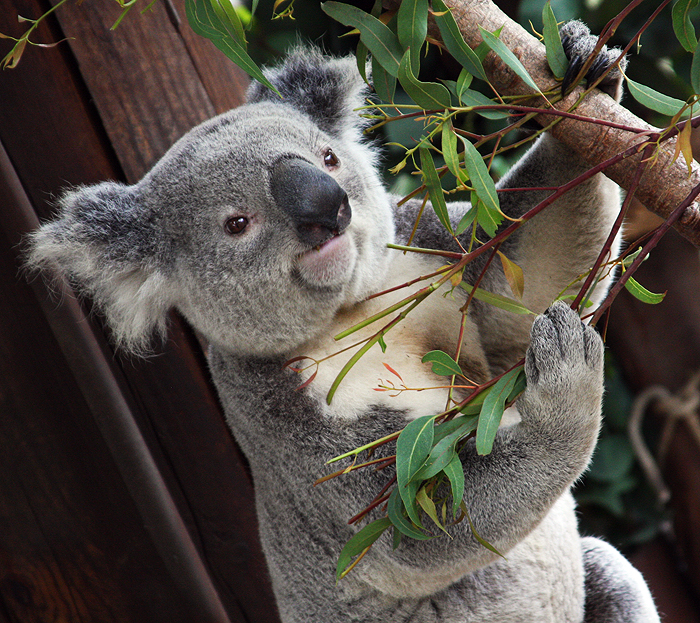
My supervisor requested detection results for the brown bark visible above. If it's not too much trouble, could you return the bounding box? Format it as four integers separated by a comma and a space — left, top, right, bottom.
443, 0, 700, 246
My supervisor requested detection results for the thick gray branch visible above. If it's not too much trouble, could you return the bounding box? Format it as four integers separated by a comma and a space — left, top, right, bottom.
444, 0, 700, 246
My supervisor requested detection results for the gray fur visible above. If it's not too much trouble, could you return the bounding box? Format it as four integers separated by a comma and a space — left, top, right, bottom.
27, 27, 659, 623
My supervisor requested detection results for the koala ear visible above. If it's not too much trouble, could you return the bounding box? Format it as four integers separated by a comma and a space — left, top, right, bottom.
26, 182, 175, 354
246, 47, 369, 137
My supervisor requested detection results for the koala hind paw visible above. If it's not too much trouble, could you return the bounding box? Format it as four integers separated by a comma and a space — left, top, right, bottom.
559, 20, 627, 101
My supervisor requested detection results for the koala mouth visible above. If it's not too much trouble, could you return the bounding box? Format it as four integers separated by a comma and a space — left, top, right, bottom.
298, 199, 352, 252
295, 201, 355, 285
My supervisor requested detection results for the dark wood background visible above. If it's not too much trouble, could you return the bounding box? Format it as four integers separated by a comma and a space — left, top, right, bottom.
0, 0, 281, 620
1, 0, 699, 621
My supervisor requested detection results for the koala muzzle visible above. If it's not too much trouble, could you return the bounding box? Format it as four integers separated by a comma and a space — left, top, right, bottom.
270, 158, 351, 247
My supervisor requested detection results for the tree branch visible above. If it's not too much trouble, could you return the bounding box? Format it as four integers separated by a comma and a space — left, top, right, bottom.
443, 0, 700, 246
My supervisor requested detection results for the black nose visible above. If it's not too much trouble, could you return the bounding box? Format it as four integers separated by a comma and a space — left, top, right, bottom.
270, 158, 351, 247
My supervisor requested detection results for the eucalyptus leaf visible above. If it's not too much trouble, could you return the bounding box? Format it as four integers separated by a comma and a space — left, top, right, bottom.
460, 282, 535, 315
416, 486, 449, 534
422, 349, 462, 377
336, 517, 392, 579
456, 68, 474, 102
442, 118, 464, 182
459, 138, 501, 236
414, 417, 477, 480
419, 147, 453, 233
476, 367, 523, 455
623, 275, 666, 304
185, 0, 279, 94
692, 46, 700, 94
542, 1, 567, 79
455, 205, 478, 236
322, 2, 403, 77
443, 453, 465, 518
459, 88, 510, 120
373, 55, 396, 102
396, 415, 435, 524
388, 487, 432, 539
398, 51, 452, 110
397, 0, 428, 71
672, 0, 699, 52
478, 26, 541, 93
625, 76, 686, 116
432, 0, 487, 81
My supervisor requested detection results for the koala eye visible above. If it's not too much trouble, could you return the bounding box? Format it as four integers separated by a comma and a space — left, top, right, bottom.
224, 216, 249, 235
323, 148, 340, 169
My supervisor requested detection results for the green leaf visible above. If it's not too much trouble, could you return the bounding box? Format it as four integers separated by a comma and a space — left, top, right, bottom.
433, 414, 478, 443
459, 88, 510, 119
462, 502, 504, 557
322, 2, 403, 77
625, 76, 686, 117
542, 1, 567, 79
185, 0, 279, 95
455, 205, 478, 236
419, 146, 453, 233
432, 0, 487, 81
672, 0, 699, 52
460, 282, 535, 315
623, 275, 666, 304
459, 138, 501, 236
456, 68, 474, 102
478, 26, 541, 93
442, 118, 464, 182
398, 51, 452, 110
416, 486, 449, 534
387, 488, 432, 539
336, 517, 392, 579
422, 350, 462, 377
397, 415, 435, 482
476, 367, 523, 455
209, 0, 246, 43
414, 417, 477, 480
443, 454, 465, 518
356, 40, 369, 83
692, 46, 700, 94
372, 55, 396, 103
392, 526, 402, 549
397, 0, 428, 71
497, 250, 524, 300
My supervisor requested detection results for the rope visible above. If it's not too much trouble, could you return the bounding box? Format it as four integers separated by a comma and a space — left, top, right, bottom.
628, 370, 700, 507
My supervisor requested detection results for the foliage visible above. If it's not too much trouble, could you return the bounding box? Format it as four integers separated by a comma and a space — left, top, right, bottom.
3, 0, 698, 578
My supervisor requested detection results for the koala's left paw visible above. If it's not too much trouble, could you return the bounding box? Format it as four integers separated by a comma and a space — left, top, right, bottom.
525, 301, 603, 395
559, 20, 627, 101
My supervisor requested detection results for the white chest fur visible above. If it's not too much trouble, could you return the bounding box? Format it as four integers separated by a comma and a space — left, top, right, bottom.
287, 253, 489, 422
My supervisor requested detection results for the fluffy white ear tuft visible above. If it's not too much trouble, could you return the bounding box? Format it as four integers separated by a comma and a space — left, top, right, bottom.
26, 182, 176, 355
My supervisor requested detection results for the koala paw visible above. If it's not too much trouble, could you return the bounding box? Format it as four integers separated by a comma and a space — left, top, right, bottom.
524, 301, 604, 400
559, 20, 627, 101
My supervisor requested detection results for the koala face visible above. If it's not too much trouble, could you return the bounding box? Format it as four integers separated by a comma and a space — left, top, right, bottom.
28, 51, 395, 357
152, 102, 394, 356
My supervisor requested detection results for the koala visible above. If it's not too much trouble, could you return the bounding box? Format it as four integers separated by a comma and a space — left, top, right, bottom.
27, 21, 660, 623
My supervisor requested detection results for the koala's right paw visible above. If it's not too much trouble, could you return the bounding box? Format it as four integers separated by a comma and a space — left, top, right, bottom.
559, 20, 627, 102
524, 301, 604, 410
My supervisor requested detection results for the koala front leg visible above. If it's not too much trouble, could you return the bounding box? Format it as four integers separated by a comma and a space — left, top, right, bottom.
364, 303, 603, 593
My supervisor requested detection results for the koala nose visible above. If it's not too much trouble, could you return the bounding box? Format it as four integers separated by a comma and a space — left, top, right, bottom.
270, 158, 352, 247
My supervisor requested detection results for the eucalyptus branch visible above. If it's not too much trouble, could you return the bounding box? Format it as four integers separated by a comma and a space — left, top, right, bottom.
444, 0, 700, 246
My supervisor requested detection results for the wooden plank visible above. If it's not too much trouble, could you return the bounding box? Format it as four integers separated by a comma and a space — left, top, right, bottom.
1, 1, 281, 621
49, 0, 217, 181
169, 0, 250, 114
0, 171, 204, 623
